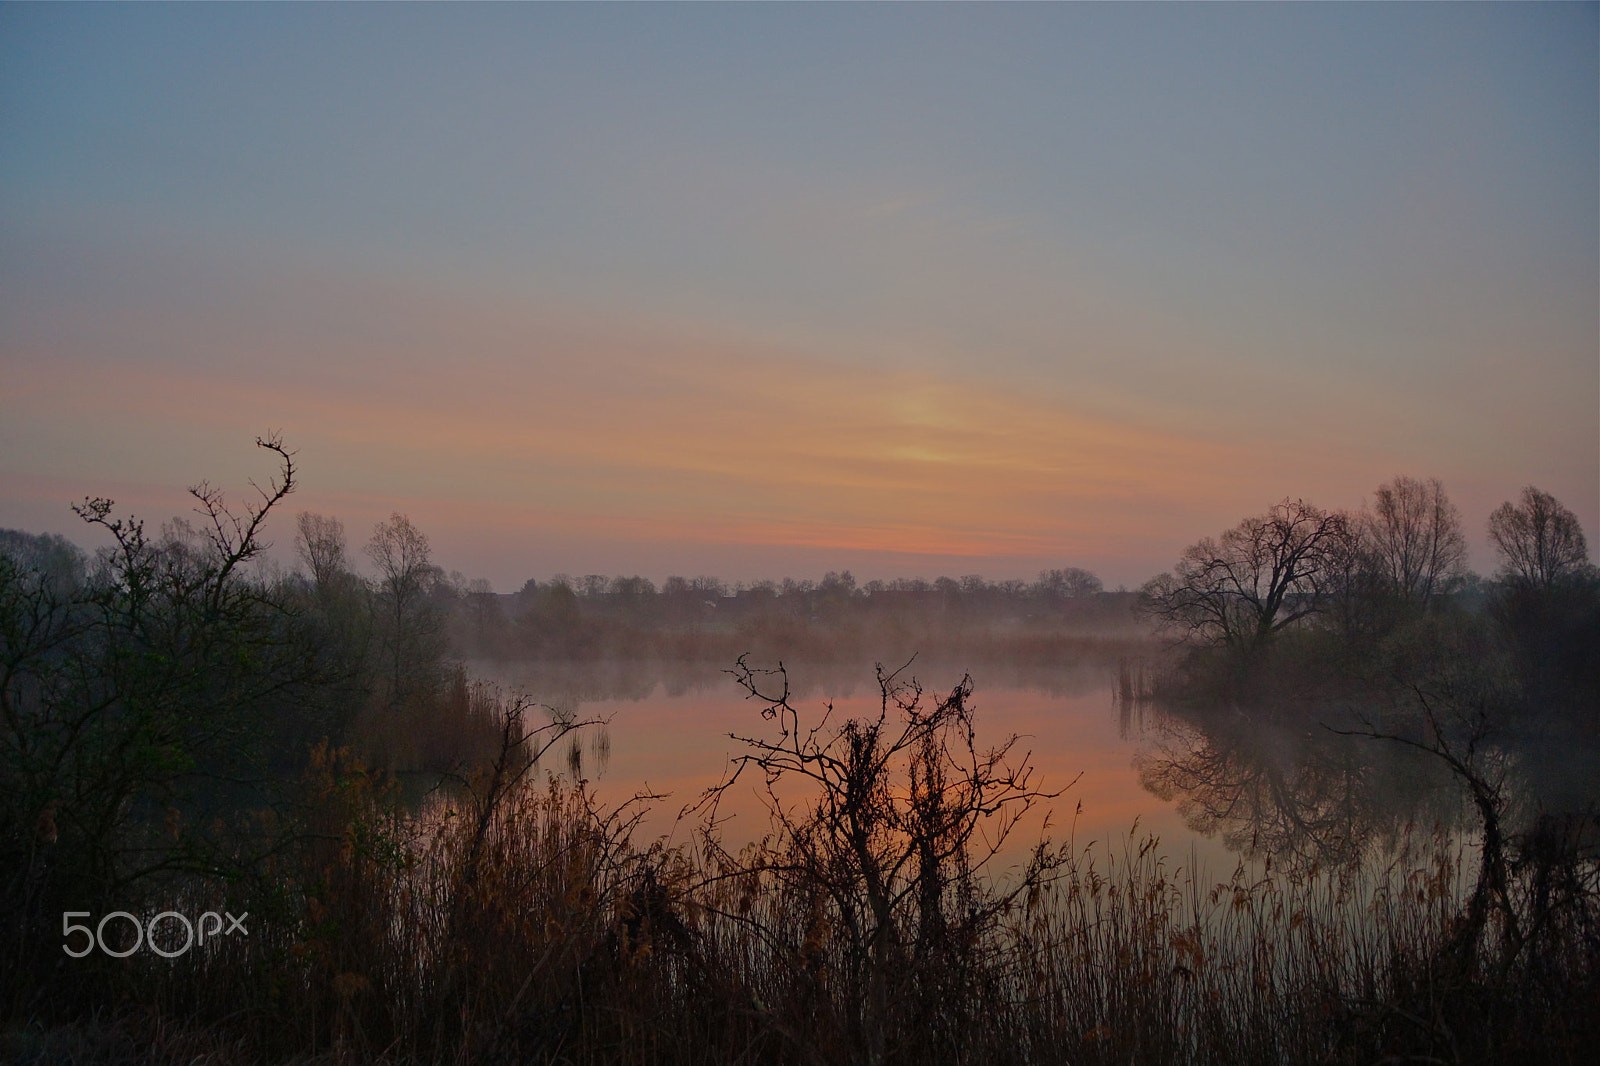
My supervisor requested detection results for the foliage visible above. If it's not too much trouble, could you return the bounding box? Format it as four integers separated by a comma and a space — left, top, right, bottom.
459, 568, 1141, 665
9, 757, 1596, 1065
0, 435, 328, 1014
0, 440, 475, 1020
1136, 477, 1600, 1064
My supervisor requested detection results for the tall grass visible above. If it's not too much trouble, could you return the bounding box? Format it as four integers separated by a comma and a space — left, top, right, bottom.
7, 688, 1596, 1066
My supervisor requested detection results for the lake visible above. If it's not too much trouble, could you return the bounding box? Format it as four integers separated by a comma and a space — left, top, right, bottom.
466, 656, 1291, 879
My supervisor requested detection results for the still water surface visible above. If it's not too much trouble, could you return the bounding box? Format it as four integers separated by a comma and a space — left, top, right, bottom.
468, 658, 1251, 876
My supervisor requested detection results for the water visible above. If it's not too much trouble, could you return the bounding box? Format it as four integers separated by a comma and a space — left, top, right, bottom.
465, 658, 1256, 876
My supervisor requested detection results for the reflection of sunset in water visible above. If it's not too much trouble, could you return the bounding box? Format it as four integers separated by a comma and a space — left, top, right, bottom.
479, 663, 1242, 876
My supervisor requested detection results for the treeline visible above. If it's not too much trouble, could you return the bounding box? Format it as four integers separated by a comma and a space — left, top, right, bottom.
1136, 474, 1599, 858
288, 498, 1141, 667
464, 566, 1140, 663
1138, 475, 1598, 720
292, 504, 1144, 665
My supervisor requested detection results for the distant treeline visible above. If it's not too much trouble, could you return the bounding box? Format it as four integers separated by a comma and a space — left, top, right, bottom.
453, 566, 1143, 662
292, 504, 1148, 666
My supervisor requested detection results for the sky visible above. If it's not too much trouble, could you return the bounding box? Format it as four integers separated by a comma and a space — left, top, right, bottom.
2, 3, 1595, 592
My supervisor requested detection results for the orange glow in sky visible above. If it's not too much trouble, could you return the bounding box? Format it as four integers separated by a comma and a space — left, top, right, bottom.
2, 5, 1594, 589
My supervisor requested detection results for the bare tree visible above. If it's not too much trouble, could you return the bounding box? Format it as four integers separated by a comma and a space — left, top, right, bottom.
1487, 486, 1591, 590
368, 513, 435, 607
176, 433, 297, 613
696, 658, 1073, 1062
1035, 567, 1103, 599
1141, 498, 1353, 650
295, 511, 348, 593
367, 513, 444, 705
1365, 475, 1467, 605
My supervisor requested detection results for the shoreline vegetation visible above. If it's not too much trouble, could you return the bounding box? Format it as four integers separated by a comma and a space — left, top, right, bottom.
3, 442, 1596, 1063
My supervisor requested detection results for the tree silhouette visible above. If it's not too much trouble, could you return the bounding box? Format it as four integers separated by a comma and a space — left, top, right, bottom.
1488, 486, 1591, 590
1141, 498, 1353, 650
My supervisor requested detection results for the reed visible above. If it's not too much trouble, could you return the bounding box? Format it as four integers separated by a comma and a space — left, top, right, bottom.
8, 689, 1596, 1066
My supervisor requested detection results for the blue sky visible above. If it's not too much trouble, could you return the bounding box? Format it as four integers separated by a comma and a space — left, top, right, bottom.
2, 3, 1595, 589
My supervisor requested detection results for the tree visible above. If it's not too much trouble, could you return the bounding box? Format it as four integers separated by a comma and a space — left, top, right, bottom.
1487, 486, 1591, 590
689, 575, 728, 600
1, 436, 327, 1009
295, 511, 349, 594
1365, 475, 1467, 605
289, 512, 372, 731
1035, 567, 1103, 600
0, 530, 85, 596
697, 658, 1071, 1063
366, 513, 444, 706
1141, 498, 1353, 650
819, 569, 857, 598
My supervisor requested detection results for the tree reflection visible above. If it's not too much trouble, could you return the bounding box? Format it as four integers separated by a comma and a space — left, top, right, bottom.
1133, 700, 1459, 869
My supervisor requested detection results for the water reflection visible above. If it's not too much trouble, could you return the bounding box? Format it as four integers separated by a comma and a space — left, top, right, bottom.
1123, 672, 1600, 883
538, 693, 614, 779
465, 657, 1217, 865
461, 657, 1536, 876
1130, 699, 1461, 870
468, 655, 1116, 706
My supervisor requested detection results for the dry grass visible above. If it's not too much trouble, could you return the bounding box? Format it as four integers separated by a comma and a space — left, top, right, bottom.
9, 687, 1596, 1066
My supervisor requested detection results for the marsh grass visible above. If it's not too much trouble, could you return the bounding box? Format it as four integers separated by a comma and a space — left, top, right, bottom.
9, 689, 1596, 1066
